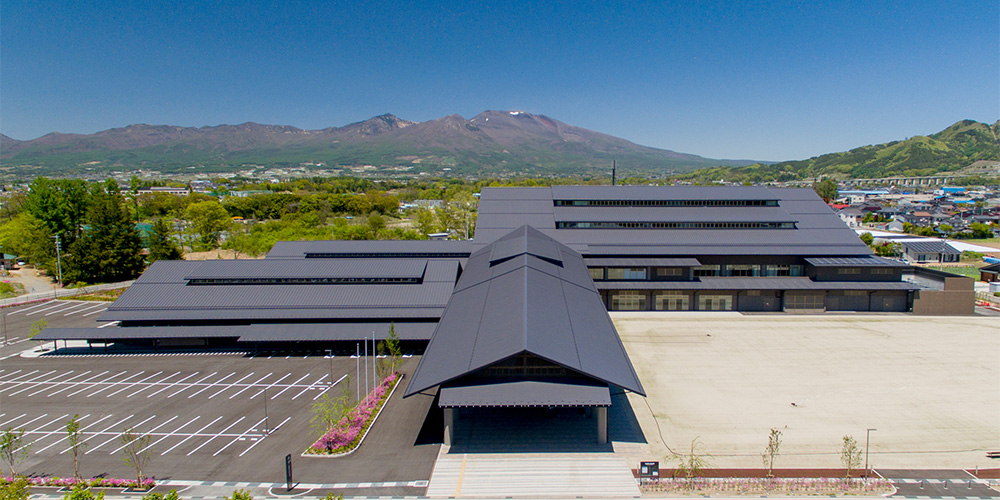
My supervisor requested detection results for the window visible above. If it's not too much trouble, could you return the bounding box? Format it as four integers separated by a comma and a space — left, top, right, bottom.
845, 290, 867, 296
871, 268, 893, 275
766, 265, 790, 277
589, 267, 605, 280
655, 291, 689, 311
837, 268, 861, 275
693, 265, 720, 277
611, 292, 646, 311
607, 267, 647, 280
727, 264, 759, 277
655, 267, 682, 277
785, 294, 824, 309
746, 290, 760, 296
554, 221, 795, 229
698, 294, 732, 311
553, 199, 779, 207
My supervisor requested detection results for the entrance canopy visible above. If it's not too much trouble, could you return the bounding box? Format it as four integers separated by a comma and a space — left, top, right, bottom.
439, 379, 612, 408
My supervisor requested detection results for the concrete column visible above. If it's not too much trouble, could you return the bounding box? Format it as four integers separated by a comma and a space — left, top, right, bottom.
596, 406, 608, 444
443, 408, 454, 447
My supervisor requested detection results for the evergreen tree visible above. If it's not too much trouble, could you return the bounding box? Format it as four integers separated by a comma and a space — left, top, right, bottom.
147, 217, 183, 263
64, 180, 145, 283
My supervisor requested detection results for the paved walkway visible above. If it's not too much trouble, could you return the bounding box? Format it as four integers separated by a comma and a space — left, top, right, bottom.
425, 447, 641, 498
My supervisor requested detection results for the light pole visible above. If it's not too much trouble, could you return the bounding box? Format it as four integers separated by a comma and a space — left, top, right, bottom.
327, 349, 334, 386
865, 428, 877, 474
263, 386, 270, 435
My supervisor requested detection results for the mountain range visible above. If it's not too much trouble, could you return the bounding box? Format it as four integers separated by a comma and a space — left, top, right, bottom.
0, 111, 755, 176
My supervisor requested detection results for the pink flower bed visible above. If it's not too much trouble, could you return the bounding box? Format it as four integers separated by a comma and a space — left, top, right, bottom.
309, 372, 399, 454
0, 475, 155, 489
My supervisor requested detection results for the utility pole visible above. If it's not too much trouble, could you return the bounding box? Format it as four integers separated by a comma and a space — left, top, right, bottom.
327, 349, 334, 386
364, 336, 368, 396
612, 160, 616, 186
263, 387, 269, 434
865, 428, 877, 475
54, 234, 63, 287
356, 342, 360, 403
372, 331, 377, 386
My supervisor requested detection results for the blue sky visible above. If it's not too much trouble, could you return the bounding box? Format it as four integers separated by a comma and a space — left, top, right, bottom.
2, 0, 997, 161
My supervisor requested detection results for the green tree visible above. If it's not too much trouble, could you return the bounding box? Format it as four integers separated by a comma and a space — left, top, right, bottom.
28, 319, 47, 340
761, 428, 782, 478
366, 213, 386, 238
0, 427, 31, 476
223, 489, 252, 500
119, 427, 152, 489
812, 179, 839, 203
64, 180, 145, 284
311, 375, 353, 437
0, 475, 30, 500
184, 201, 231, 250
24, 177, 90, 247
969, 222, 994, 239
414, 208, 437, 236
140, 490, 179, 500
670, 437, 712, 482
61, 484, 104, 500
66, 414, 87, 480
859, 232, 874, 246
0, 213, 53, 268
840, 435, 862, 479
147, 218, 183, 263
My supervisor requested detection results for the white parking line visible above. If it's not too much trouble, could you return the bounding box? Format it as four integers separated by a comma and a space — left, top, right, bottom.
16, 414, 70, 452
186, 372, 235, 398
270, 374, 309, 399
208, 372, 254, 399
125, 371, 181, 398
227, 373, 271, 400
213, 417, 267, 456
185, 416, 245, 456
73, 414, 134, 452
248, 373, 290, 399
25, 302, 74, 316
6, 301, 54, 315
0, 413, 28, 427
36, 414, 113, 453
82, 307, 108, 317
0, 369, 39, 385
167, 372, 216, 398
22, 370, 91, 398
48, 371, 110, 397
105, 372, 162, 398
238, 416, 290, 457
312, 374, 348, 401
0, 369, 25, 381
143, 416, 200, 453
84, 371, 145, 397
291, 375, 328, 400
159, 416, 223, 455
32, 414, 91, 454
0, 370, 57, 395
86, 415, 157, 453
63, 302, 106, 316
97, 321, 119, 329
108, 416, 179, 454
146, 372, 200, 398
46, 302, 88, 316
68, 371, 130, 397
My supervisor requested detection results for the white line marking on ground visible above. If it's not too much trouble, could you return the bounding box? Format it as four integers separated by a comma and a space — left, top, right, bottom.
68, 371, 130, 397
25, 302, 72, 316
16, 414, 70, 452
97, 321, 119, 329
0, 369, 41, 387
0, 413, 28, 427
144, 416, 200, 452
160, 416, 223, 455
47, 371, 110, 397
292, 375, 327, 400
0, 370, 59, 395
81, 307, 108, 317
24, 370, 91, 397
227, 373, 271, 399
46, 302, 88, 316
108, 416, 179, 454
312, 374, 347, 401
270, 374, 309, 399
105, 371, 162, 398
0, 369, 24, 381
33, 414, 92, 453
86, 415, 157, 453
239, 416, 290, 457
213, 417, 267, 456
7, 302, 54, 315
63, 303, 106, 316
186, 416, 245, 456
167, 372, 215, 398
186, 372, 235, 398
74, 414, 134, 453
41, 414, 113, 454
146, 372, 199, 398
126, 371, 181, 398
208, 372, 254, 399
248, 373, 290, 399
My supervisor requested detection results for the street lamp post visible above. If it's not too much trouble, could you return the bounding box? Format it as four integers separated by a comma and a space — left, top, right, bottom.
327, 349, 334, 386
865, 428, 877, 475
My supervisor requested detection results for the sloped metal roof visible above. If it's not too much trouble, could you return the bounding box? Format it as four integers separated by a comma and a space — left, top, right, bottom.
595, 278, 919, 291
438, 379, 611, 408
900, 240, 961, 254
37, 322, 437, 342
583, 257, 702, 267
183, 259, 426, 280
804, 256, 910, 267
35, 326, 246, 341
550, 185, 778, 201
552, 206, 797, 223
267, 240, 473, 259
405, 226, 644, 399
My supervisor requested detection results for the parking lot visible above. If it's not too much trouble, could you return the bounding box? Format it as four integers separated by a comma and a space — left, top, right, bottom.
0, 300, 440, 490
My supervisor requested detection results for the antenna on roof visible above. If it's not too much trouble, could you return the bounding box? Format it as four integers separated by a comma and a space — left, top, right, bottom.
612, 160, 616, 186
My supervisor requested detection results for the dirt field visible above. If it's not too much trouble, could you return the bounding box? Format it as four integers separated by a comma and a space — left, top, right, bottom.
612, 312, 999, 470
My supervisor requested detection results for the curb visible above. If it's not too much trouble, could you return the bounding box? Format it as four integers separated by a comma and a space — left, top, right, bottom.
301, 373, 404, 459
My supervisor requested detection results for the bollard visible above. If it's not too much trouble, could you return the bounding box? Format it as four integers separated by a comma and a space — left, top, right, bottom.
943, 480, 948, 489
920, 480, 925, 489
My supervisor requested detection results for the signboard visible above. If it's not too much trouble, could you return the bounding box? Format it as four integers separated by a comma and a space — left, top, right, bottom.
285, 454, 293, 490
639, 461, 659, 480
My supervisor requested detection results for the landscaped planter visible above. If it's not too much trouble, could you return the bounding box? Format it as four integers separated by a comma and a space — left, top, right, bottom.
0, 475, 155, 489
641, 476, 893, 495
303, 372, 401, 457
